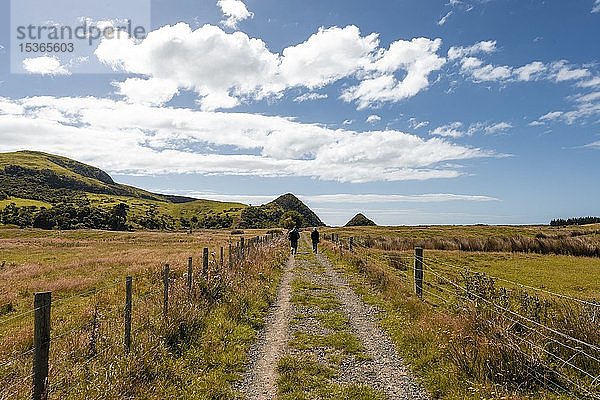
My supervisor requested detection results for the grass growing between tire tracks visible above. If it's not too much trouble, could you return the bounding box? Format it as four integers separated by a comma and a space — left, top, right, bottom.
277, 241, 385, 400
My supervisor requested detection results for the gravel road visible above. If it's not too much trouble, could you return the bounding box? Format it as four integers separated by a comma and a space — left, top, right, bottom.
238, 238, 429, 399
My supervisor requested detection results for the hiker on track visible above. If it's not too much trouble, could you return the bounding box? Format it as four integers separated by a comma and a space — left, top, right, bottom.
310, 227, 320, 253
288, 226, 300, 255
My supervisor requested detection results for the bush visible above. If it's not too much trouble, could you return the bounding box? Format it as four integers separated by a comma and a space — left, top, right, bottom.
230, 229, 244, 235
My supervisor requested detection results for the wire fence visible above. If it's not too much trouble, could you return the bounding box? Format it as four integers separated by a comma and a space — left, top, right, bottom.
0, 233, 282, 400
324, 233, 600, 399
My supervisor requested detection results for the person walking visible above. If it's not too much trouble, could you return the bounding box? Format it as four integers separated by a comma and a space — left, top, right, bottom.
288, 226, 300, 255
310, 227, 320, 254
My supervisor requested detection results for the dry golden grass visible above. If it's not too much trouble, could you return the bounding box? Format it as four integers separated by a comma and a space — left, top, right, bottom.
0, 227, 285, 399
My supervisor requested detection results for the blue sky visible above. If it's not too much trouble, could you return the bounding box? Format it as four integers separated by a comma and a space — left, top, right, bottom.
0, 0, 599, 225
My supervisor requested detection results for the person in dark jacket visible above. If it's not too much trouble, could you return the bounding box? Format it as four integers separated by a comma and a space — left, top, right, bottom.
288, 226, 300, 255
310, 227, 320, 253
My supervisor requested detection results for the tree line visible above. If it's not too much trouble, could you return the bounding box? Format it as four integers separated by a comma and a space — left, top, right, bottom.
550, 216, 600, 226
1, 202, 129, 230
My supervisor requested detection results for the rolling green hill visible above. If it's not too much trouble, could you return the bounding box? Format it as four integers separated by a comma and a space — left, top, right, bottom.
0, 151, 245, 229
0, 151, 323, 230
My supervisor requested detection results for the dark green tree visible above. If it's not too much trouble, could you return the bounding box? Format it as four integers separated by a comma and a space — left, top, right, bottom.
109, 203, 129, 231
280, 210, 304, 229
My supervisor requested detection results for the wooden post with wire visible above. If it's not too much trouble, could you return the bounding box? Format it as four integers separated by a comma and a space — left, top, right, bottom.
228, 243, 233, 268
220, 247, 224, 269
163, 264, 170, 318
202, 248, 209, 278
187, 257, 193, 298
414, 247, 423, 299
124, 277, 132, 353
240, 237, 245, 259
33, 291, 51, 400
349, 237, 353, 252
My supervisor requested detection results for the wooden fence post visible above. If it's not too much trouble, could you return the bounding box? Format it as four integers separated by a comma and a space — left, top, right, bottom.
228, 243, 233, 268
349, 237, 353, 252
202, 248, 209, 278
240, 237, 245, 259
220, 247, 224, 269
33, 291, 51, 400
124, 277, 132, 353
414, 247, 423, 299
163, 264, 170, 317
187, 257, 193, 298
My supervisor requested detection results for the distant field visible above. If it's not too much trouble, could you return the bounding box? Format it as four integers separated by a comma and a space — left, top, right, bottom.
326, 223, 600, 241
0, 227, 270, 318
323, 224, 600, 300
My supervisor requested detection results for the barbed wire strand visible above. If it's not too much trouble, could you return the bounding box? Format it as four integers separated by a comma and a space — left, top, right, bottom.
422, 260, 600, 354
416, 264, 596, 397
334, 239, 596, 397
503, 327, 599, 399
427, 255, 599, 308
415, 267, 600, 367
0, 347, 35, 369
0, 279, 122, 327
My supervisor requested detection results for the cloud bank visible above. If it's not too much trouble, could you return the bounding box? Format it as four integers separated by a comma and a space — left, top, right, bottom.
0, 96, 494, 183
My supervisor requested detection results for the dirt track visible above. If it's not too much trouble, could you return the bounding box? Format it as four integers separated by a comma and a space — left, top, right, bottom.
239, 236, 428, 399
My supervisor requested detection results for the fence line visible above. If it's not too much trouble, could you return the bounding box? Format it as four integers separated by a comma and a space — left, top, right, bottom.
324, 233, 600, 398
422, 259, 600, 397
0, 232, 282, 400
328, 235, 600, 352
351, 233, 599, 308
422, 261, 600, 354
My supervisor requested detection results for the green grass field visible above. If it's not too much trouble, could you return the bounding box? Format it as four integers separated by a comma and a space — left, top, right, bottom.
323, 224, 600, 299
0, 197, 52, 209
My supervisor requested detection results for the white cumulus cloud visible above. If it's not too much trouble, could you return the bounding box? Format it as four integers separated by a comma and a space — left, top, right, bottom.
514, 61, 546, 81
482, 121, 512, 134
22, 56, 70, 76
217, 0, 253, 29
438, 11, 454, 26
341, 37, 446, 109
448, 40, 496, 60
409, 118, 429, 129
280, 25, 379, 89
293, 92, 328, 102
366, 114, 381, 124
113, 78, 180, 106
432, 121, 512, 137
96, 23, 445, 111
592, 0, 600, 13
431, 122, 464, 138
551, 61, 591, 82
